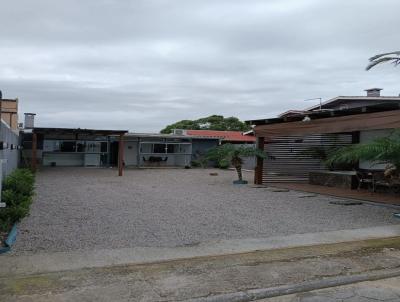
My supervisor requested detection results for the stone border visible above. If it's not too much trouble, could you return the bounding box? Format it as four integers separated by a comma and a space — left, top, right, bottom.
0, 223, 17, 254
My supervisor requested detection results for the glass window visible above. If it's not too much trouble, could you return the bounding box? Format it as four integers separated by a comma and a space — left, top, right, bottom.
60, 141, 75, 152
166, 144, 176, 153
153, 144, 166, 153
100, 142, 108, 153
76, 141, 85, 152
85, 141, 101, 153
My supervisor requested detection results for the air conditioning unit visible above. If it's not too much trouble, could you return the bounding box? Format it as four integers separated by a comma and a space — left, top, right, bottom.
173, 129, 186, 135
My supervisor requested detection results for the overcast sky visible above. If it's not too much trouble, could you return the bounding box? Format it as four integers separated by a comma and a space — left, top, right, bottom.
1, 0, 399, 132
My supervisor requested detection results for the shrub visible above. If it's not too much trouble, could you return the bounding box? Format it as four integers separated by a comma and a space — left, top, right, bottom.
3, 169, 35, 197
217, 159, 230, 169
0, 169, 35, 232
190, 160, 201, 168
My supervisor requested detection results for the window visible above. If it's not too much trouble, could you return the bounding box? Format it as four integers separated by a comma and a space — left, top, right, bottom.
100, 142, 108, 153
60, 141, 75, 152
153, 144, 166, 153
166, 144, 175, 153
76, 141, 85, 152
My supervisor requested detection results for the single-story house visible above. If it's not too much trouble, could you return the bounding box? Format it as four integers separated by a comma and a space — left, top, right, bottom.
123, 133, 220, 168
246, 88, 400, 185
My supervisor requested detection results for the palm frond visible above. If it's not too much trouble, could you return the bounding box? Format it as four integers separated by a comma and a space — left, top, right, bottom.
366, 51, 400, 70
326, 131, 400, 170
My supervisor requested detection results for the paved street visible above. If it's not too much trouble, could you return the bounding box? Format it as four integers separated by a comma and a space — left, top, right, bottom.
2, 236, 400, 301
263, 277, 400, 301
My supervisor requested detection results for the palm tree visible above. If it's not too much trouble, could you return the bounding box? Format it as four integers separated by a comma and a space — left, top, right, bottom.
366, 51, 400, 70
326, 131, 400, 179
206, 143, 267, 184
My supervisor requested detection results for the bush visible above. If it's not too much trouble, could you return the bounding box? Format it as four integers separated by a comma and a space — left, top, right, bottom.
0, 169, 35, 232
217, 159, 230, 169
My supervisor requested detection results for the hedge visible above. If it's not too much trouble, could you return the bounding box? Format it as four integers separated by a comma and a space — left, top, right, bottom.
0, 169, 35, 232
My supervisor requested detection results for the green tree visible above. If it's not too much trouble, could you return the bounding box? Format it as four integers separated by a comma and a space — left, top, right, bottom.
160, 115, 250, 134
366, 51, 400, 70
206, 144, 267, 184
326, 131, 400, 179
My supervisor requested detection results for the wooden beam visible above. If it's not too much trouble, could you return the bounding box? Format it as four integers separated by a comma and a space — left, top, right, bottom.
254, 137, 264, 185
31, 132, 37, 172
254, 109, 400, 138
118, 134, 124, 176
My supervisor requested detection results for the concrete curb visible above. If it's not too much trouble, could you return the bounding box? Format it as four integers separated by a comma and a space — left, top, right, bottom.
2, 225, 400, 277
185, 267, 400, 302
0, 223, 17, 254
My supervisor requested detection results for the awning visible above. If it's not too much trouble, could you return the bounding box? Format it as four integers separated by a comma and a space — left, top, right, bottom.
254, 109, 400, 138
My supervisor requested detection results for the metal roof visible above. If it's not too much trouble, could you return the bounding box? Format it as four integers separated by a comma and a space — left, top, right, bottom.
305, 96, 400, 111
126, 132, 220, 140
246, 102, 400, 126
32, 127, 128, 135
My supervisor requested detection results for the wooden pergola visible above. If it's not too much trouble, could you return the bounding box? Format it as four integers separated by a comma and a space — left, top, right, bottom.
247, 103, 400, 185
30, 128, 128, 176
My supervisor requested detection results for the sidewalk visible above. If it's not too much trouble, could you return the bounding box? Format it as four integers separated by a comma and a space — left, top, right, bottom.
262, 277, 400, 301
1, 235, 400, 301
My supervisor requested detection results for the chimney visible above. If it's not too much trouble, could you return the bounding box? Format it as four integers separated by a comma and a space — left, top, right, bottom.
365, 88, 382, 97
24, 113, 36, 129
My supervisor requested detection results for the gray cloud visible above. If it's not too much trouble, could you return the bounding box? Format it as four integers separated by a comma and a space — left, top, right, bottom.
0, 0, 399, 132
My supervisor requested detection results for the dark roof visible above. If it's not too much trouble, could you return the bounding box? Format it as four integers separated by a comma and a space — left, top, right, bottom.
32, 127, 128, 136
306, 96, 400, 111
246, 102, 400, 126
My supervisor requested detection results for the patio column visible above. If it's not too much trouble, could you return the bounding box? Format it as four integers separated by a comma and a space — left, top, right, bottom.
254, 136, 264, 185
31, 132, 37, 172
118, 134, 124, 176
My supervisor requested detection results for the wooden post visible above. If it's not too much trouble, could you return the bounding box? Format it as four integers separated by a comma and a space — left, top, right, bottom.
254, 137, 265, 185
118, 134, 124, 176
31, 132, 37, 172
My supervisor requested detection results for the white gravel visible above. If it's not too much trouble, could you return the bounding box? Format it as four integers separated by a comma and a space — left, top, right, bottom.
13, 167, 399, 254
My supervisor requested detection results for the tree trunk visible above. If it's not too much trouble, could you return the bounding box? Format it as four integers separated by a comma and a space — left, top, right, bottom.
236, 165, 243, 181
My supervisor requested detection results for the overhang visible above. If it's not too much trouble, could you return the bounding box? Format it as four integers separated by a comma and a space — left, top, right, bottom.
248, 103, 400, 138
32, 127, 128, 136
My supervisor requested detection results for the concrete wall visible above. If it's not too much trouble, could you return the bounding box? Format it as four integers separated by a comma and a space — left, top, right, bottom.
0, 120, 19, 176
359, 129, 393, 170
235, 144, 256, 171
191, 139, 219, 162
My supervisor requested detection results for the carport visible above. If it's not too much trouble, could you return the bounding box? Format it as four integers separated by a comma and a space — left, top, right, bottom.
24, 127, 127, 176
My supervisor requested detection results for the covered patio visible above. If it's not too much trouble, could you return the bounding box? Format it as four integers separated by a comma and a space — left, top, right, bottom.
248, 103, 400, 203
123, 133, 194, 168
22, 127, 128, 176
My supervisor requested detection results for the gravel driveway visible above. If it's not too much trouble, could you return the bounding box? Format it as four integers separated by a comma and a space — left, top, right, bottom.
13, 167, 399, 253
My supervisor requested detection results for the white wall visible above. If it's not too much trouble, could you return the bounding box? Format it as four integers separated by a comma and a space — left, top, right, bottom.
359, 129, 393, 170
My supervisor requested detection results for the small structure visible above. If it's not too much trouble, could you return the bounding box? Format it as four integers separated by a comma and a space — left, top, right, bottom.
123, 133, 220, 168
21, 127, 127, 176
182, 129, 256, 144
0, 92, 20, 176
247, 89, 400, 185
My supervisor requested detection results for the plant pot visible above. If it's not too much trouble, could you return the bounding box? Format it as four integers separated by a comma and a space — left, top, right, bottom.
233, 180, 248, 185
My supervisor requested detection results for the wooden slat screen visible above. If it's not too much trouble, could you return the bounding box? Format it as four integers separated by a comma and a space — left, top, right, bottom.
262, 133, 353, 183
